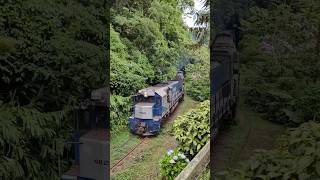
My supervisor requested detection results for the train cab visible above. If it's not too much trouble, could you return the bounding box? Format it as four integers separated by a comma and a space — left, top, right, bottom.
128, 87, 166, 135
62, 88, 109, 180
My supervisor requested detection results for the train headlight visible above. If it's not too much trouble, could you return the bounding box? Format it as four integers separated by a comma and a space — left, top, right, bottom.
144, 92, 148, 97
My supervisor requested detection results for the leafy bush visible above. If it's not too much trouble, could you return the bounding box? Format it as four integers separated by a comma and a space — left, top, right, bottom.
0, 0, 107, 109
215, 121, 320, 179
0, 0, 107, 178
173, 100, 210, 156
159, 149, 190, 180
110, 26, 153, 96
110, 95, 131, 133
111, 0, 193, 87
296, 85, 320, 122
0, 105, 72, 179
185, 47, 209, 101
239, 0, 320, 125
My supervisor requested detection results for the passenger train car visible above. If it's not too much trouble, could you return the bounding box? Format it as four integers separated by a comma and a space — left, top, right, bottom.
210, 31, 240, 137
128, 71, 185, 136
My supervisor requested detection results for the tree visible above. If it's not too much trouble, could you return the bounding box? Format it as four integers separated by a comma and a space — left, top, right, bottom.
0, 0, 108, 178
110, 0, 195, 131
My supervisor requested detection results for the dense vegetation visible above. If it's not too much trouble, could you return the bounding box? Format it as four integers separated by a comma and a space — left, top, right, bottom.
160, 100, 209, 179
110, 0, 210, 133
212, 0, 320, 178
185, 47, 210, 101
159, 149, 190, 180
0, 0, 107, 178
216, 121, 320, 179
240, 0, 320, 125
173, 100, 210, 156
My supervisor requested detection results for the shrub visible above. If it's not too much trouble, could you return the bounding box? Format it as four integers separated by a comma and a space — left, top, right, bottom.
159, 149, 190, 180
185, 47, 209, 101
215, 121, 320, 179
173, 100, 210, 156
0, 105, 72, 179
0, 0, 107, 178
296, 85, 320, 122
239, 0, 320, 126
110, 95, 131, 133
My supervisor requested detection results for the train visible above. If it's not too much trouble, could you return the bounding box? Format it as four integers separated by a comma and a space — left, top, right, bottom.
62, 88, 109, 180
210, 30, 240, 137
128, 71, 185, 136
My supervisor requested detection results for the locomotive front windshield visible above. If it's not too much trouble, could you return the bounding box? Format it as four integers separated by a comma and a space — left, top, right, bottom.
133, 95, 154, 103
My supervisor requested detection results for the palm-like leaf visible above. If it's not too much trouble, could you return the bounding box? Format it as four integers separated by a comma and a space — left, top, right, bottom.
190, 0, 210, 47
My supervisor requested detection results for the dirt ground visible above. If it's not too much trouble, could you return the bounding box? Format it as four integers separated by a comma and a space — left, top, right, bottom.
211, 101, 285, 173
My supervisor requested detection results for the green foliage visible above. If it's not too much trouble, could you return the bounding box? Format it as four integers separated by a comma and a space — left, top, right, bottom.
0, 0, 107, 178
215, 121, 320, 179
296, 85, 320, 122
185, 47, 210, 101
111, 1, 192, 86
0, 0, 107, 109
159, 149, 190, 180
198, 168, 210, 180
110, 0, 196, 134
173, 100, 210, 156
213, 0, 320, 179
110, 95, 131, 133
0, 105, 72, 179
110, 26, 153, 96
239, 0, 320, 125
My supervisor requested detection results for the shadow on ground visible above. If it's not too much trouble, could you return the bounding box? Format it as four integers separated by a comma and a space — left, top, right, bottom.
212, 101, 285, 172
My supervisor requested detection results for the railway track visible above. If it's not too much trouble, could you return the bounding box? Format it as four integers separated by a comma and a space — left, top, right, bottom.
110, 137, 148, 172
110, 100, 185, 172
110, 103, 182, 173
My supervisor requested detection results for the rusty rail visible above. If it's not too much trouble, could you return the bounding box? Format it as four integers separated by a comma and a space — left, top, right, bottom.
110, 137, 147, 171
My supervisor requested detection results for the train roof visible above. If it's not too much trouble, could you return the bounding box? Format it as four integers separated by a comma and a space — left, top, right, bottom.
211, 31, 236, 53
138, 80, 179, 97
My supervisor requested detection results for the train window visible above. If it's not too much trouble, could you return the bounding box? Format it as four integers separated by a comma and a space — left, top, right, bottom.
133, 96, 138, 103
135, 95, 155, 103
136, 96, 142, 102
144, 97, 153, 103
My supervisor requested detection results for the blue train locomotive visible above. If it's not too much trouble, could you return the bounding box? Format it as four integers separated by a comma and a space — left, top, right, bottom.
128, 72, 185, 136
211, 31, 240, 137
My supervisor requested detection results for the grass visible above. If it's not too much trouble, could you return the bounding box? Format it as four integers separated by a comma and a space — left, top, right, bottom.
174, 95, 199, 116
212, 99, 285, 172
198, 168, 210, 180
111, 132, 176, 180
111, 95, 199, 180
110, 129, 140, 167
